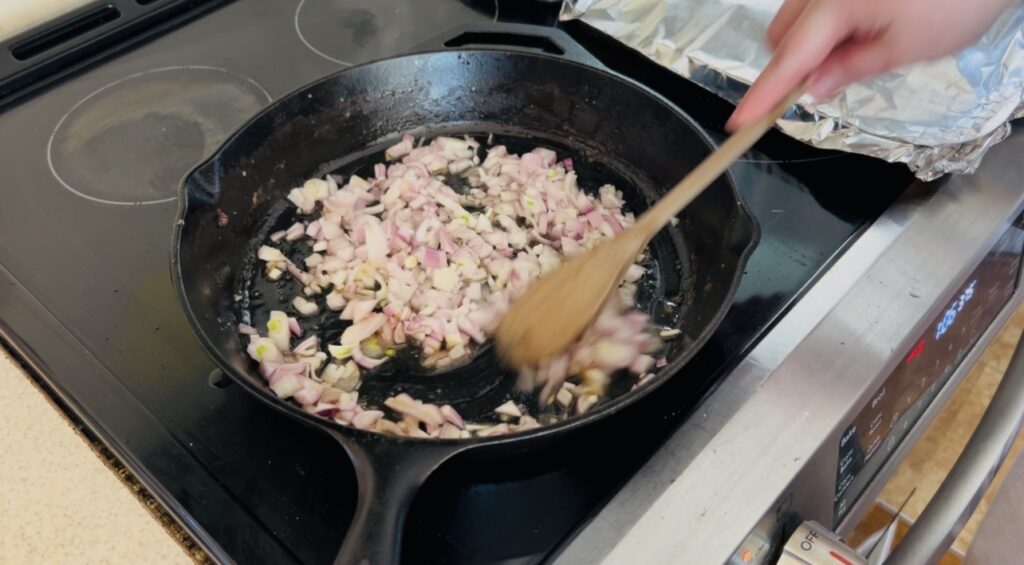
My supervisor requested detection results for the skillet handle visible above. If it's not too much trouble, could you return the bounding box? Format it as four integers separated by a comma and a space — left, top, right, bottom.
331, 432, 462, 565
408, 22, 607, 70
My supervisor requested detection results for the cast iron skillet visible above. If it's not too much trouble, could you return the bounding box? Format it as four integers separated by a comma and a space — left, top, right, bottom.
172, 24, 759, 564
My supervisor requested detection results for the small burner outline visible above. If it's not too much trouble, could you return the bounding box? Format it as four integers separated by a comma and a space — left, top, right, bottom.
46, 65, 273, 206
294, 0, 499, 66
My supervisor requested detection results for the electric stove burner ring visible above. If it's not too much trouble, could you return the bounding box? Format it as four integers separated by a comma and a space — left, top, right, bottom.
294, 0, 498, 66
46, 66, 272, 206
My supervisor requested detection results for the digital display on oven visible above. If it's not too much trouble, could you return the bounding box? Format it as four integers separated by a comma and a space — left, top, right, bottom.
834, 214, 1024, 524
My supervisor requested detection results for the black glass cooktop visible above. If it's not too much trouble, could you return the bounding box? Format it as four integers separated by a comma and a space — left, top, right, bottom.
0, 1, 914, 563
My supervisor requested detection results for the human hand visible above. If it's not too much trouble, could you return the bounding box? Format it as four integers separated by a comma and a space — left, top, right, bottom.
726, 0, 1020, 131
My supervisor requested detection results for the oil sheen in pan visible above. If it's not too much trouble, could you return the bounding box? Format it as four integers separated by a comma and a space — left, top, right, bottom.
235, 132, 691, 423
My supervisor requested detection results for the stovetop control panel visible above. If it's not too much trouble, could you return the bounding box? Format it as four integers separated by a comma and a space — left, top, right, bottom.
834, 211, 1024, 523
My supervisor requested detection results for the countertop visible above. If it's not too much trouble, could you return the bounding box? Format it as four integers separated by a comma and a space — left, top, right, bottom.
0, 348, 191, 564
0, 0, 91, 42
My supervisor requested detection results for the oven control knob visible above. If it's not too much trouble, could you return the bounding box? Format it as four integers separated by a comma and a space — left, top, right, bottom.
776, 521, 865, 565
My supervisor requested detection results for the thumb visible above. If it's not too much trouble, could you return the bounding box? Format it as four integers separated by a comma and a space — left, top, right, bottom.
808, 37, 897, 99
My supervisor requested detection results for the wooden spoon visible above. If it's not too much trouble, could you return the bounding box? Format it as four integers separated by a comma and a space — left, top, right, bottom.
494, 85, 806, 369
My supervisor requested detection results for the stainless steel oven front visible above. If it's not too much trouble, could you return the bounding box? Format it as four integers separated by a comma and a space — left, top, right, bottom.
555, 125, 1024, 565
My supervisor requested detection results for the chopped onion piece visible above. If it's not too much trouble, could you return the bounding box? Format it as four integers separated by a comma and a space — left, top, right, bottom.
292, 296, 319, 317
352, 410, 384, 430
439, 423, 463, 439
477, 424, 511, 437
293, 380, 323, 405
576, 394, 599, 415
328, 344, 353, 359
326, 291, 347, 311
269, 373, 304, 399
237, 323, 258, 335
352, 345, 388, 369
385, 134, 415, 160
247, 337, 283, 363
242, 134, 667, 438
340, 314, 385, 346
555, 387, 573, 409
293, 336, 319, 357
258, 245, 286, 263
431, 267, 458, 292
385, 394, 444, 427
440, 405, 464, 429
630, 355, 656, 374
516, 416, 541, 431
494, 400, 522, 418
267, 311, 291, 352
285, 222, 306, 241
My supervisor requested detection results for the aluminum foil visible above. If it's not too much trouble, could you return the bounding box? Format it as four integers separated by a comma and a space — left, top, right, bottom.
560, 0, 1024, 180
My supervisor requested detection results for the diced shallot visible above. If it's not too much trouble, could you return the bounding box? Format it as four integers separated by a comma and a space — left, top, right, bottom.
241, 134, 666, 439
440, 405, 464, 429
237, 323, 258, 336
576, 394, 599, 415
495, 400, 522, 418
352, 410, 384, 430
292, 296, 319, 317
477, 424, 511, 437
285, 222, 306, 241
384, 394, 444, 427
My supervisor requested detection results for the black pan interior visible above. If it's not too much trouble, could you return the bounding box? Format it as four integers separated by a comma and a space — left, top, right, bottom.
174, 49, 757, 432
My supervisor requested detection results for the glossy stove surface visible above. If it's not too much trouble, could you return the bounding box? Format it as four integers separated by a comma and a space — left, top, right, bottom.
0, 1, 912, 563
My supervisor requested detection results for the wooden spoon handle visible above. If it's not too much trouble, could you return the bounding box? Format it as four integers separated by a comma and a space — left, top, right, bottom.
636, 83, 807, 236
